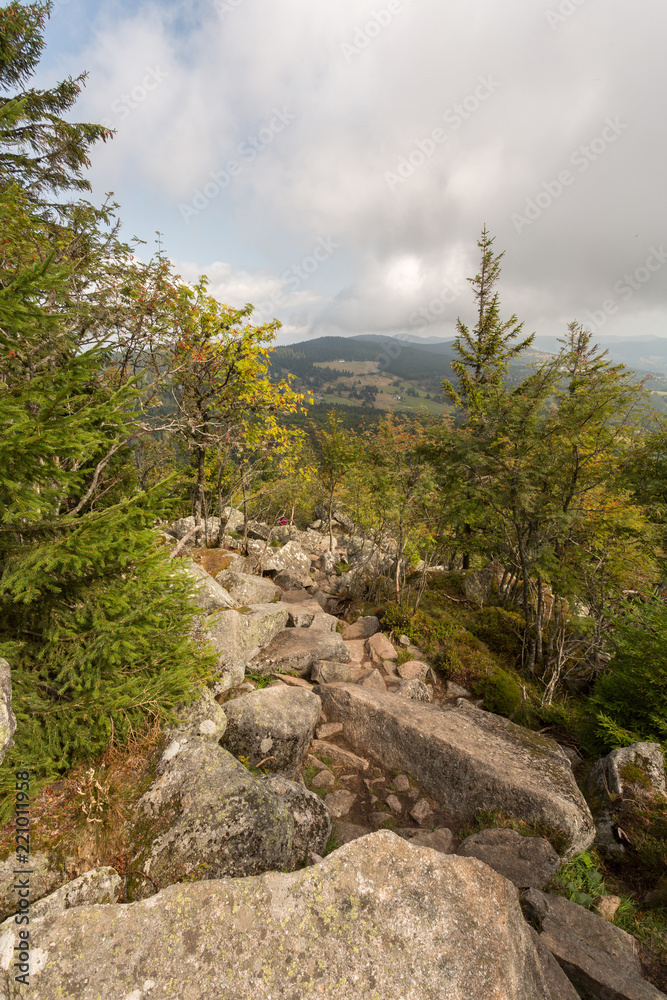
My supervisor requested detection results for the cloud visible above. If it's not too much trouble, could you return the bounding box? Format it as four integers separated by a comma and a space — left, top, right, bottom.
46, 0, 667, 343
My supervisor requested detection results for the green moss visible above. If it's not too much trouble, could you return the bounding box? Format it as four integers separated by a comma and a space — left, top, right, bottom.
469, 606, 525, 659
619, 761, 653, 789
470, 665, 523, 717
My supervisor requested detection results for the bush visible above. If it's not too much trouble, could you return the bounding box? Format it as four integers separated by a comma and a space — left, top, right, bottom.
470, 665, 523, 717
469, 605, 525, 659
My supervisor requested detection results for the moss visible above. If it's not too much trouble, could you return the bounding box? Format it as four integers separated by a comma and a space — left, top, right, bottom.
469, 606, 525, 660
470, 665, 523, 717
619, 761, 653, 790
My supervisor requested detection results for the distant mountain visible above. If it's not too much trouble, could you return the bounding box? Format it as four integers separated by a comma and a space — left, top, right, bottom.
532, 335, 667, 375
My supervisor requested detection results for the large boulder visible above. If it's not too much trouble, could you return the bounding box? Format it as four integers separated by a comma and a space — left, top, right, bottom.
179, 559, 235, 611
127, 738, 294, 900
10, 831, 562, 999
221, 685, 321, 776
587, 742, 666, 856
457, 828, 561, 889
6, 867, 122, 924
0, 850, 70, 923
260, 774, 331, 866
249, 627, 351, 677
0, 658, 15, 766
203, 604, 290, 690
214, 569, 281, 606
342, 615, 381, 640
171, 686, 228, 741
246, 539, 311, 581
319, 685, 595, 858
524, 887, 666, 1000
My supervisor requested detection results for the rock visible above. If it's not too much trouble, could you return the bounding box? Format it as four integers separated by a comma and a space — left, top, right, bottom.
315, 502, 355, 531
347, 536, 393, 575
524, 887, 665, 999
462, 565, 495, 605
0, 659, 16, 765
165, 514, 225, 544
309, 611, 339, 632
284, 598, 325, 627
204, 604, 290, 690
342, 616, 381, 640
393, 774, 411, 792
2, 832, 560, 1000
319, 684, 595, 858
21, 867, 122, 922
260, 774, 331, 868
127, 738, 294, 899
447, 680, 472, 698
271, 673, 314, 690
251, 628, 350, 677
221, 685, 321, 777
171, 686, 227, 741
367, 632, 398, 661
370, 810, 393, 828
311, 769, 335, 789
274, 568, 312, 591
247, 539, 312, 582
324, 789, 356, 818
396, 678, 432, 701
295, 528, 334, 556
397, 659, 429, 681
385, 794, 403, 814
215, 570, 281, 606
384, 659, 398, 676
399, 633, 411, 646
311, 660, 363, 684
344, 638, 369, 663
179, 558, 235, 610
589, 742, 666, 801
594, 895, 622, 921
279, 588, 313, 603
0, 850, 69, 922
318, 550, 338, 573
246, 520, 274, 541
457, 828, 560, 889
410, 798, 433, 825
527, 926, 582, 1000
407, 828, 455, 854
333, 820, 371, 845
316, 722, 343, 739
240, 603, 292, 658
311, 740, 369, 771
360, 668, 387, 692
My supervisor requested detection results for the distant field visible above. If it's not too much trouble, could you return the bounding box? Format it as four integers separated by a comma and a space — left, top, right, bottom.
314, 360, 381, 374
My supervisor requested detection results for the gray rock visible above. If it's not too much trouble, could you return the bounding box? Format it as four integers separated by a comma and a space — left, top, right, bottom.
524, 887, 665, 999
527, 926, 581, 1000
311, 769, 335, 789
240, 603, 291, 659
214, 570, 281, 606
385, 794, 403, 814
23, 867, 122, 921
457, 828, 560, 889
315, 502, 355, 531
589, 742, 666, 801
396, 678, 432, 701
0, 850, 69, 922
324, 789, 356, 818
360, 668, 387, 692
284, 598, 325, 627
221, 685, 321, 777
309, 611, 339, 633
318, 550, 338, 573
246, 539, 311, 581
171, 686, 227, 741
179, 558, 235, 611
393, 774, 411, 792
0, 832, 557, 1000
260, 774, 331, 868
251, 628, 351, 677
410, 798, 433, 825
127, 738, 294, 899
342, 616, 381, 640
333, 820, 372, 845
397, 659, 429, 681
0, 659, 16, 766
367, 632, 398, 661
319, 684, 595, 859
406, 828, 455, 854
447, 680, 472, 698
204, 604, 290, 690
317, 722, 343, 739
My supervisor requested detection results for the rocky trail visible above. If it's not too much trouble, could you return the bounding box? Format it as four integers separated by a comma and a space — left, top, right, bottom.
0, 509, 665, 999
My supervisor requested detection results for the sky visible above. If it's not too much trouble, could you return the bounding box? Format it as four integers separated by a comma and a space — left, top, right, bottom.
37, 0, 667, 347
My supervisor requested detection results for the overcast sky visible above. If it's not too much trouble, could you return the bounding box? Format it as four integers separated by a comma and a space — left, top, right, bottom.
39, 0, 666, 346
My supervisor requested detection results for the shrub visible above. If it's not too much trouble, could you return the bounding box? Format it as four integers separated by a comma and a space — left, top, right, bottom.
470, 606, 525, 659
470, 665, 523, 717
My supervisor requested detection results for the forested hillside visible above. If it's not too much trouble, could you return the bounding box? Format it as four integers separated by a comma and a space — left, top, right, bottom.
1, 4, 666, 996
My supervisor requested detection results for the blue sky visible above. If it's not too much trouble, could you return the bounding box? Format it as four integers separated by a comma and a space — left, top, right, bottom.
37, 0, 667, 346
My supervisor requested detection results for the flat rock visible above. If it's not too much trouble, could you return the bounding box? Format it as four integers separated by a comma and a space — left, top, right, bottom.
2, 832, 559, 1000
342, 616, 381, 640
10, 867, 122, 923
324, 789, 356, 818
319, 684, 595, 858
311, 659, 366, 684
204, 603, 290, 690
251, 628, 350, 677
284, 598, 326, 627
311, 739, 369, 771
344, 638, 369, 663
221, 685, 321, 776
393, 774, 411, 792
215, 570, 281, 606
524, 887, 665, 999
333, 820, 372, 845
410, 798, 433, 825
457, 828, 560, 889
447, 680, 472, 698
316, 722, 344, 739
527, 926, 581, 1000
397, 659, 429, 681
271, 673, 314, 690
367, 632, 398, 661
311, 769, 335, 789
